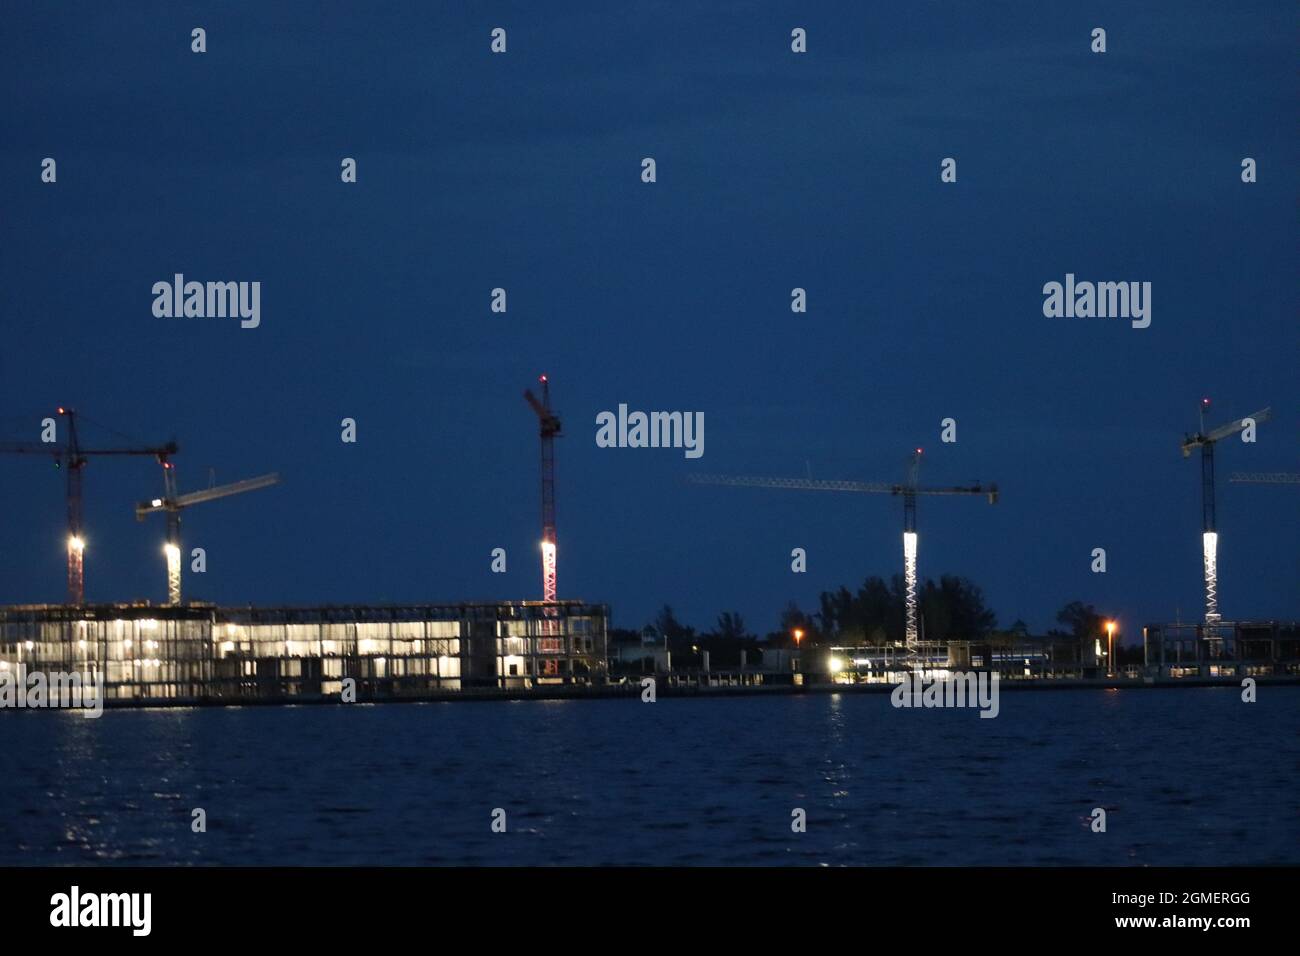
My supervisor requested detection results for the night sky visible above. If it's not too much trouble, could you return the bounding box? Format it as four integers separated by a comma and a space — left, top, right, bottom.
1, 2, 1295, 642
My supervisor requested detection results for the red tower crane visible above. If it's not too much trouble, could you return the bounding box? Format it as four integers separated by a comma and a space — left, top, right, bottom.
524, 376, 562, 603
0, 407, 177, 604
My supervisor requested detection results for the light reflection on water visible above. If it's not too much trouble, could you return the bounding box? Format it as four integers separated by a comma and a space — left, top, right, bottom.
0, 688, 1296, 865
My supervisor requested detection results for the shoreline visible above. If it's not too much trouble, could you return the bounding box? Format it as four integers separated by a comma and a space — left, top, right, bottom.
4, 673, 1296, 712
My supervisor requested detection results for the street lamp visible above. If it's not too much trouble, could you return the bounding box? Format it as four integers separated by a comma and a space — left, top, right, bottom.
1105, 620, 1117, 676
790, 628, 805, 679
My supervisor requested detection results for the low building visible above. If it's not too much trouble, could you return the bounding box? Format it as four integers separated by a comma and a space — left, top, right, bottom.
805, 635, 1104, 682
760, 647, 801, 674
608, 626, 670, 672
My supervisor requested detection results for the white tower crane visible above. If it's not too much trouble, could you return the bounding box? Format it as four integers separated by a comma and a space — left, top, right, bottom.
689, 450, 997, 663
1180, 400, 1270, 623
136, 468, 280, 605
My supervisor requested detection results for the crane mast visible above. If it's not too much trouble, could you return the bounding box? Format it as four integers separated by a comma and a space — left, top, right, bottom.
65, 408, 85, 605
901, 451, 921, 649
524, 376, 561, 603
1180, 399, 1271, 624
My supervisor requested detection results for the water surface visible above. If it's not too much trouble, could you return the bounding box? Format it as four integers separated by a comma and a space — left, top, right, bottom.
0, 688, 1295, 865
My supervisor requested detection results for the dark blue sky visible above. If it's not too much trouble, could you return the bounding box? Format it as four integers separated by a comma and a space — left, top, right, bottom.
2, 2, 1295, 639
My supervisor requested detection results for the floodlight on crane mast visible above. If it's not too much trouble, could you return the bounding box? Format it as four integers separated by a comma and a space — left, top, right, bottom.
1180, 399, 1270, 624
135, 465, 280, 605
688, 448, 997, 661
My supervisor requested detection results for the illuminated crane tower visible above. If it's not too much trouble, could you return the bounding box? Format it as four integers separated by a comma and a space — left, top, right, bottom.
1180, 399, 1270, 624
0, 407, 176, 605
689, 449, 997, 657
524, 376, 562, 603
135, 464, 280, 605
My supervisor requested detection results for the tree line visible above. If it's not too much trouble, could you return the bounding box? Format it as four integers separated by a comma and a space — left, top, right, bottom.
611, 576, 1120, 661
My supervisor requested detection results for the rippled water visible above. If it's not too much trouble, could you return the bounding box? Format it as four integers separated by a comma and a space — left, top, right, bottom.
0, 688, 1296, 865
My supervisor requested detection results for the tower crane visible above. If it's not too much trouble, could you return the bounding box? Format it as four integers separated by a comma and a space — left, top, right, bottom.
0, 407, 177, 604
135, 466, 280, 605
689, 449, 997, 658
1180, 399, 1270, 623
524, 375, 561, 603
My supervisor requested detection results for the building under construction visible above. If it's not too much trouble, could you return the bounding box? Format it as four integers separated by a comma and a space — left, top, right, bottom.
1143, 620, 1300, 679
0, 601, 608, 705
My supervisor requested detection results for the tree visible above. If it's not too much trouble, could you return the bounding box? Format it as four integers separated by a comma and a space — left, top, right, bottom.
813, 574, 994, 645
816, 586, 855, 640
654, 604, 691, 641
713, 611, 748, 641
1054, 601, 1103, 643
857, 576, 899, 643
930, 575, 996, 640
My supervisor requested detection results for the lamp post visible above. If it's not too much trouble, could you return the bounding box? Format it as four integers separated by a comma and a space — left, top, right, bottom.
1106, 620, 1117, 677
